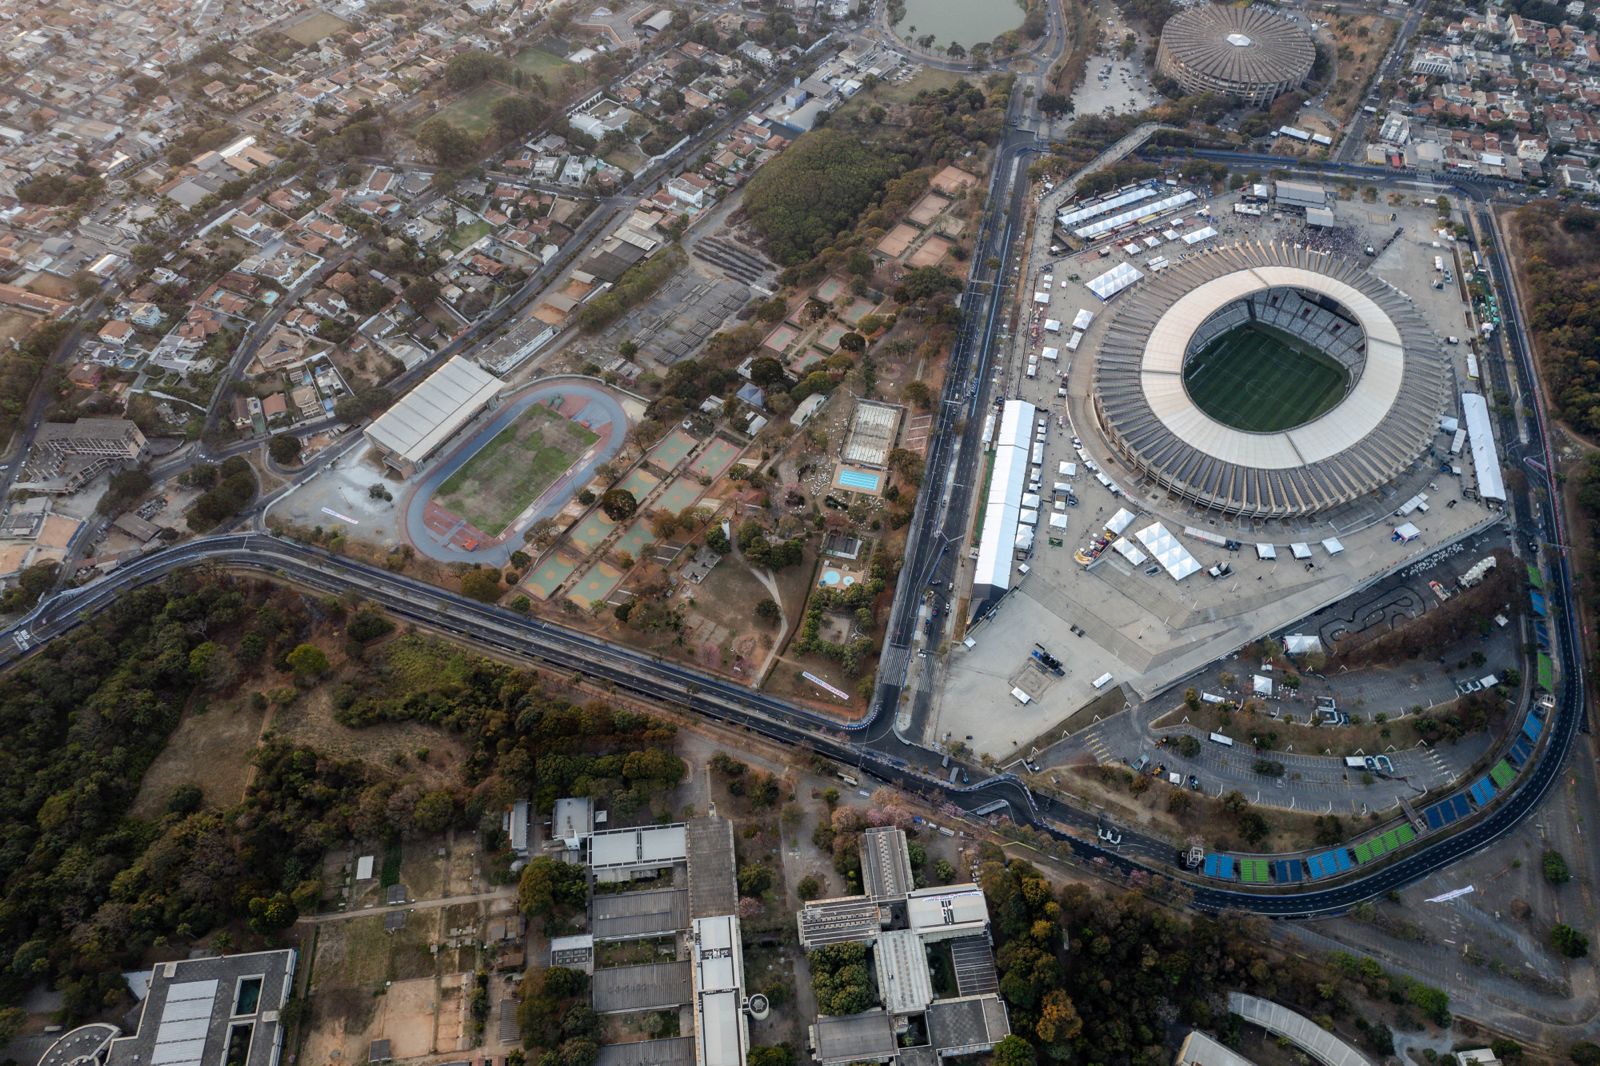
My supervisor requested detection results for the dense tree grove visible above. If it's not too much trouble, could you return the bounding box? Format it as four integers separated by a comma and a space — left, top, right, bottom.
743, 129, 909, 265
0, 576, 373, 1018
0, 571, 688, 1024
1517, 204, 1600, 436
981, 857, 1426, 1063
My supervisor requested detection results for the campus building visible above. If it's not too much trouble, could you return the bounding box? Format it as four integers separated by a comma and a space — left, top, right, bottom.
798, 827, 1011, 1066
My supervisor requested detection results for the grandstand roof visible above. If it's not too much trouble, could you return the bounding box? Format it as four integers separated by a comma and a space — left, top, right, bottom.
364, 356, 502, 467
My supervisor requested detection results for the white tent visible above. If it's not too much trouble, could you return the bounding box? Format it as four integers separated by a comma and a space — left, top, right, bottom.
1086, 262, 1145, 301
1133, 522, 1202, 581
1043, 318, 1063, 332
1256, 543, 1277, 560
1290, 542, 1312, 559
1253, 674, 1274, 697
1072, 309, 1094, 331
1019, 509, 1039, 526
1284, 634, 1323, 655
1049, 513, 1068, 530
1321, 537, 1344, 555
1105, 507, 1137, 536
1111, 537, 1148, 565
1393, 522, 1421, 542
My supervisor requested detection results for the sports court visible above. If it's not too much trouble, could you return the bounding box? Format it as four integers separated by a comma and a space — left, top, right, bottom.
816, 325, 848, 352
614, 519, 656, 562
569, 561, 625, 610
840, 298, 878, 327
1182, 324, 1349, 432
526, 551, 580, 599
688, 439, 741, 480
764, 324, 801, 353
569, 511, 617, 553
654, 478, 702, 514
648, 428, 698, 470
814, 276, 848, 302
618, 467, 661, 500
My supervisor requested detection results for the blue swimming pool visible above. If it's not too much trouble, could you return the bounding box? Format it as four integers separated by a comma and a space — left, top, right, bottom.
838, 469, 881, 491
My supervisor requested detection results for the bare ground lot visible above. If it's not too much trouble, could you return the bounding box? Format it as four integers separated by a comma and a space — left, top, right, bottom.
130, 695, 271, 818
282, 10, 350, 45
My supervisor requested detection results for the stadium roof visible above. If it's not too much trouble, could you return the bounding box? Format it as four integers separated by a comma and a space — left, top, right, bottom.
1093, 242, 1449, 518
364, 356, 501, 467
1159, 6, 1315, 98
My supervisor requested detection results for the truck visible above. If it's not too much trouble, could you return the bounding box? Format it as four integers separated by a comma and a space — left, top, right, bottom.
1208, 732, 1234, 747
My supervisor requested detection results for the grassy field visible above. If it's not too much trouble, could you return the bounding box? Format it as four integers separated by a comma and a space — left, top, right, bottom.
284, 10, 350, 45
1183, 324, 1348, 432
448, 218, 492, 252
513, 46, 577, 80
436, 404, 597, 534
431, 82, 516, 137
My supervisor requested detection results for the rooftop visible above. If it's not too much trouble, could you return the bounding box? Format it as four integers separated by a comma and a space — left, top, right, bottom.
106, 950, 296, 1066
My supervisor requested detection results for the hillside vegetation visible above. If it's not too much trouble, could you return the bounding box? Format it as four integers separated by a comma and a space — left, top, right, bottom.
743, 128, 909, 265
1515, 203, 1600, 437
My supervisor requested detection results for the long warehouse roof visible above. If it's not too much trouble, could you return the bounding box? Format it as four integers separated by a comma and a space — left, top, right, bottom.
365, 356, 502, 464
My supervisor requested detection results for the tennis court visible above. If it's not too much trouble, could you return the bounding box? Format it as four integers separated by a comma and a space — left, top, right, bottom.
569, 511, 617, 553
654, 478, 702, 515
618, 467, 661, 499
614, 520, 656, 562
688, 439, 741, 480
648, 428, 699, 470
569, 562, 624, 610
1182, 324, 1349, 432
814, 277, 848, 302
526, 552, 580, 599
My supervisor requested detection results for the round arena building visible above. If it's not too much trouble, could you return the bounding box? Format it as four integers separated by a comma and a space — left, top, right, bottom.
1156, 5, 1316, 106
1092, 242, 1449, 521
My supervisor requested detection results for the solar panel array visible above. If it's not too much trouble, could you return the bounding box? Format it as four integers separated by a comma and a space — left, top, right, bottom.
150, 980, 219, 1066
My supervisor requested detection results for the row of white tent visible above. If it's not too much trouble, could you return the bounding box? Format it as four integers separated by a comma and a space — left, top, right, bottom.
1254, 537, 1346, 561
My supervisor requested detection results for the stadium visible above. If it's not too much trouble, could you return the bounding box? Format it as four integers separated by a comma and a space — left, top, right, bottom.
1155, 5, 1316, 106
1092, 242, 1450, 520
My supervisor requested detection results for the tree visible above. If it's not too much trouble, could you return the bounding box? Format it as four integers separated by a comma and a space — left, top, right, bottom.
412, 790, 455, 832
1545, 849, 1571, 885
992, 1035, 1035, 1066
286, 643, 331, 679
269, 433, 302, 466
519, 855, 589, 931
404, 277, 441, 309
600, 488, 638, 521
247, 892, 298, 933
749, 356, 787, 387
737, 862, 774, 898
492, 95, 549, 138
743, 129, 905, 265
1553, 923, 1590, 958
461, 568, 504, 603
838, 332, 866, 353
0, 1006, 27, 1046
755, 598, 781, 624
417, 118, 479, 167
904, 380, 931, 408
934, 858, 956, 883
796, 875, 822, 901
748, 1047, 793, 1066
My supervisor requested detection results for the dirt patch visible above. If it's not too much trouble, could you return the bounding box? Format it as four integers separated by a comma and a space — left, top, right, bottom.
130, 695, 271, 818
269, 681, 468, 786
1322, 14, 1397, 122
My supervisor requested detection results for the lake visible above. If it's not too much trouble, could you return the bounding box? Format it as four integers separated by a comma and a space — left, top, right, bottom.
895, 0, 1026, 49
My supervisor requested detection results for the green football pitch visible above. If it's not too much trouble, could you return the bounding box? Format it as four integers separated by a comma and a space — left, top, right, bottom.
436, 405, 598, 535
1183, 324, 1350, 432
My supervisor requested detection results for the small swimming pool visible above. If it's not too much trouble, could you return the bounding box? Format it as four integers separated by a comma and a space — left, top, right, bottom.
819, 568, 858, 588
838, 469, 881, 491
